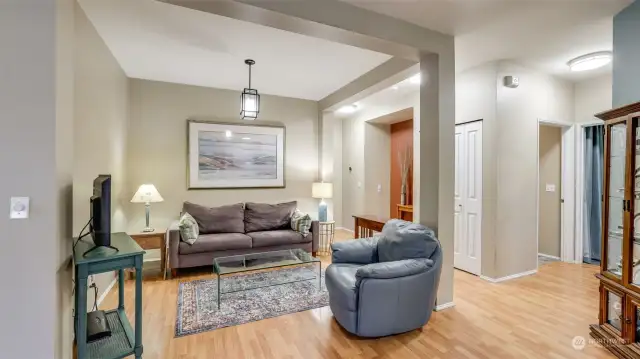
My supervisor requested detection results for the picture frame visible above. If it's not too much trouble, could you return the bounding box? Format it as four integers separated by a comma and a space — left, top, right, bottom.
187, 120, 285, 189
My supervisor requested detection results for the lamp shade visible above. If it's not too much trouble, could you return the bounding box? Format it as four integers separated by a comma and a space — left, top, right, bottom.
312, 182, 333, 199
131, 184, 164, 203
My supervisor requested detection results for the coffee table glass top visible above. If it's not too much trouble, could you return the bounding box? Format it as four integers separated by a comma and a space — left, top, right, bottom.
213, 249, 320, 275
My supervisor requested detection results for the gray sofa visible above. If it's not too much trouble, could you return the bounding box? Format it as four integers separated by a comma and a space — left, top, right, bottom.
325, 219, 442, 337
167, 201, 318, 276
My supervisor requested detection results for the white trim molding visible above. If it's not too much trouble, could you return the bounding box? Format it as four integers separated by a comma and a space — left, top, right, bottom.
96, 277, 117, 308
434, 302, 456, 311
336, 227, 354, 233
538, 253, 561, 260
480, 269, 538, 283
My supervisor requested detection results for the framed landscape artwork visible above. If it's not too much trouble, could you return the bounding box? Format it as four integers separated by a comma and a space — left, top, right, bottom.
187, 120, 285, 189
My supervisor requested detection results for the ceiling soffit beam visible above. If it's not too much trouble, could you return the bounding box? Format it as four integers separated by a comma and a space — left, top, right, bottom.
319, 57, 417, 111
161, 0, 453, 60
232, 0, 451, 54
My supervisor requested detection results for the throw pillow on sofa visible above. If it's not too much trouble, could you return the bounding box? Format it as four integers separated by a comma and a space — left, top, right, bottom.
291, 209, 312, 236
178, 212, 199, 245
244, 201, 297, 232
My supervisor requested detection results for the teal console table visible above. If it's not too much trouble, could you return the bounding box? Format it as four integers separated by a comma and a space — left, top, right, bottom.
74, 232, 145, 359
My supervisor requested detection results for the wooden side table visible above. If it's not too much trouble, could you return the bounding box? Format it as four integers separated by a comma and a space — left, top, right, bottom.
318, 221, 336, 254
128, 230, 167, 280
353, 215, 388, 238
73, 233, 144, 359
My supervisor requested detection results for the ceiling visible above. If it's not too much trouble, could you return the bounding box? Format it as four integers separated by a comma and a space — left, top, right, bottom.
78, 0, 391, 101
343, 0, 632, 81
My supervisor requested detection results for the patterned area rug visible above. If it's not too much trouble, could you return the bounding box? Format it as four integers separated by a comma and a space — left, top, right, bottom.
176, 265, 328, 337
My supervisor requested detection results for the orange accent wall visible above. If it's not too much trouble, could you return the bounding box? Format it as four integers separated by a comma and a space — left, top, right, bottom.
390, 119, 413, 219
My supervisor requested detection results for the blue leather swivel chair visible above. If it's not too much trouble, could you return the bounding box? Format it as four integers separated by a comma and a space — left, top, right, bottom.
325, 219, 442, 337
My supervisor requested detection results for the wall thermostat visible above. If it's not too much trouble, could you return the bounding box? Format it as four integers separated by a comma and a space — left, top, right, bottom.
10, 197, 29, 219
504, 76, 519, 88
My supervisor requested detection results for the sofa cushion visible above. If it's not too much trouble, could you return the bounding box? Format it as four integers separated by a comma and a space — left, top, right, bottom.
378, 219, 439, 262
179, 233, 252, 255
247, 229, 309, 248
244, 201, 297, 232
183, 202, 244, 234
325, 263, 361, 311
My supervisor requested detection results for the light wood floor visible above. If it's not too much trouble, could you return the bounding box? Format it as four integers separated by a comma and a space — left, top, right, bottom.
103, 231, 614, 359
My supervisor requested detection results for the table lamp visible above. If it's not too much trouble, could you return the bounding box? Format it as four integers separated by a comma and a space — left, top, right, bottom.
131, 184, 164, 232
312, 182, 333, 222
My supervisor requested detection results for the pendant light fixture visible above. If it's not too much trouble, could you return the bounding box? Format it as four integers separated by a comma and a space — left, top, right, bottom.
240, 59, 260, 120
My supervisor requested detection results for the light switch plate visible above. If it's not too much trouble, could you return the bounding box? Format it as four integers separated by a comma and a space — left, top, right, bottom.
10, 197, 29, 219
545, 184, 556, 192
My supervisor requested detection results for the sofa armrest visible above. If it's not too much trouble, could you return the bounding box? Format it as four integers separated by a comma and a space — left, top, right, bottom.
355, 259, 432, 286
331, 237, 379, 264
167, 221, 181, 270
310, 220, 319, 253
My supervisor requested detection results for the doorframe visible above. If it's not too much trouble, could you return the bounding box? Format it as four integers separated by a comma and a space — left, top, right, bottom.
575, 120, 605, 264
537, 118, 576, 266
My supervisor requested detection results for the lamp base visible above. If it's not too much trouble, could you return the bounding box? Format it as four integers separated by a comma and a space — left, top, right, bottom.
318, 202, 328, 222
142, 227, 155, 233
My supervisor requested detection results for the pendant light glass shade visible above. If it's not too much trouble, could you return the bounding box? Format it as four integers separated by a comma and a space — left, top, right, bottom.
241, 88, 260, 120
241, 59, 260, 120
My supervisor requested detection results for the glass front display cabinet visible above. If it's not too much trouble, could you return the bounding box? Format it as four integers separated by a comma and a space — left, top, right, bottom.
592, 102, 640, 359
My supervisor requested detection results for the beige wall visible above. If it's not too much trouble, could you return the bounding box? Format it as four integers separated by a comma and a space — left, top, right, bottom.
73, 3, 130, 307
126, 79, 319, 230
538, 125, 562, 258
494, 61, 573, 278
320, 112, 343, 226
364, 123, 391, 218
56, 1, 76, 357
574, 74, 612, 123
455, 62, 498, 277
0, 1, 74, 357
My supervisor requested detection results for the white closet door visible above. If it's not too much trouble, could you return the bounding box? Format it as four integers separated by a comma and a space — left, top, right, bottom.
454, 121, 483, 275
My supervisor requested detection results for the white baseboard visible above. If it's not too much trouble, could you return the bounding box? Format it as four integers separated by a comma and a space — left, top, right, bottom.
434, 302, 456, 311
480, 269, 537, 283
336, 227, 354, 233
96, 277, 117, 307
538, 253, 561, 260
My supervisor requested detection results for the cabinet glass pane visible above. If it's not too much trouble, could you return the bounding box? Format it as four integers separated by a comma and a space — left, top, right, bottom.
637, 306, 640, 343
607, 291, 623, 331
633, 123, 640, 285
607, 123, 627, 277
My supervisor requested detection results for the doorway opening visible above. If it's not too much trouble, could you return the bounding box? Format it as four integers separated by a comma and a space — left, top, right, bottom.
576, 123, 605, 265
536, 119, 575, 269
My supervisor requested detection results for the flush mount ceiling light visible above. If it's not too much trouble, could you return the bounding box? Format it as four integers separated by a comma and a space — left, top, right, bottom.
567, 51, 612, 72
240, 59, 260, 120
337, 103, 359, 114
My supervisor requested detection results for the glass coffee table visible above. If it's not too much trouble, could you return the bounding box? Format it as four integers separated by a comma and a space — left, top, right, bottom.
213, 249, 321, 309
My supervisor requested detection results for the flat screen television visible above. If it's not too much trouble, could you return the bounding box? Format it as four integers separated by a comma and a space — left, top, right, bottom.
90, 174, 111, 247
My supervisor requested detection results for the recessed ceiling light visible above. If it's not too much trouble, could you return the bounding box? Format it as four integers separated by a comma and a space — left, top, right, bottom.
391, 85, 399, 90
337, 103, 359, 114
225, 130, 232, 138
568, 51, 612, 72
410, 74, 421, 84
242, 137, 251, 140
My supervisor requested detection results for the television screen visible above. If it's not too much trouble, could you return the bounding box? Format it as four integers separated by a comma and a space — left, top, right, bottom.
90, 174, 111, 247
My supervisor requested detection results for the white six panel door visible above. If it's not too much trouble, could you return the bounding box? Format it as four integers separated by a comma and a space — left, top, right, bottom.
454, 121, 483, 275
